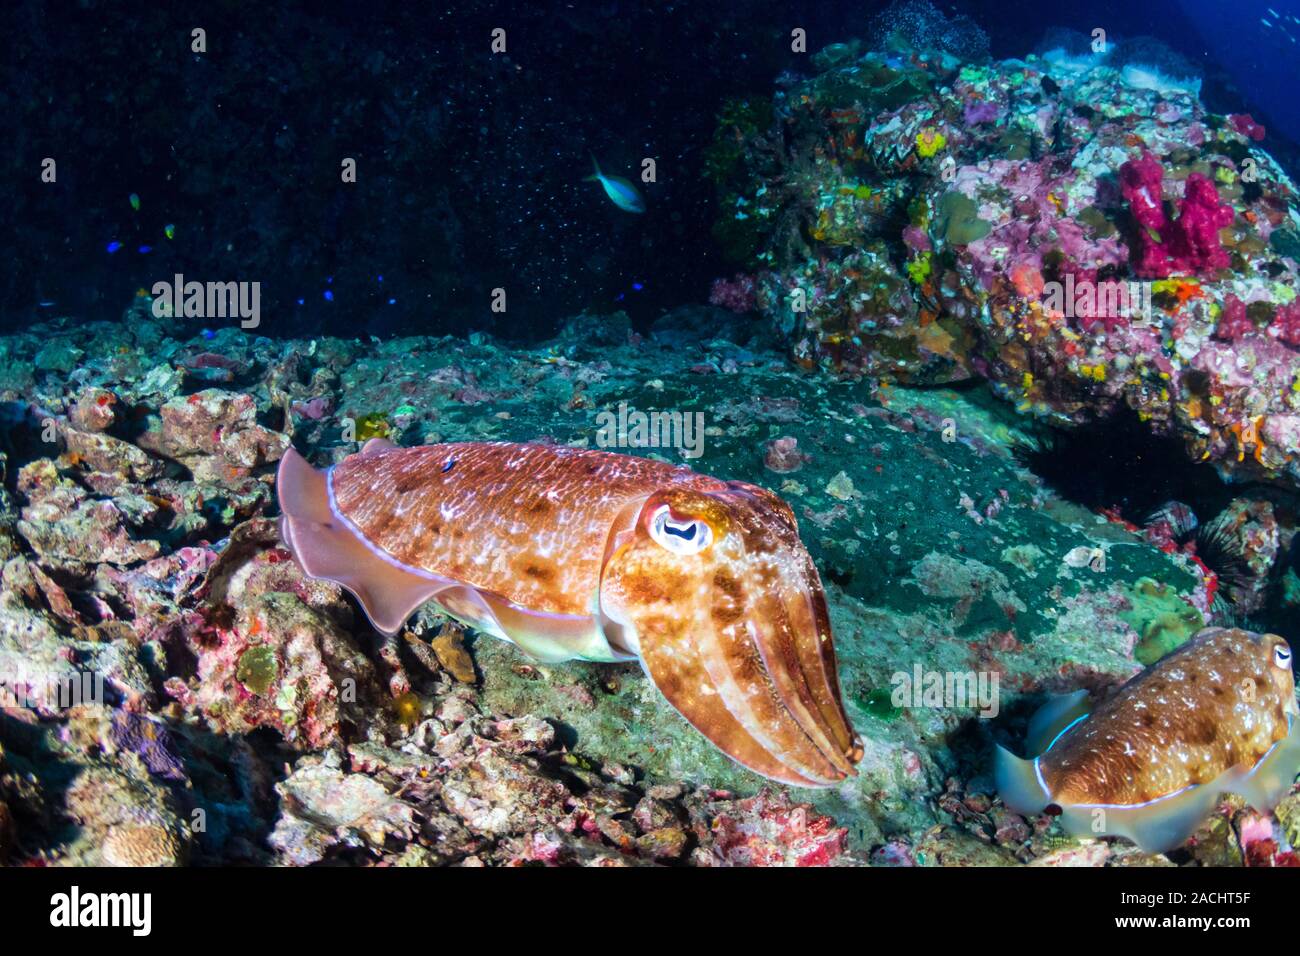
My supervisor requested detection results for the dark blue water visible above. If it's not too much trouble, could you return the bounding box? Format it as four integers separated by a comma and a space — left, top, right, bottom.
2, 0, 1293, 340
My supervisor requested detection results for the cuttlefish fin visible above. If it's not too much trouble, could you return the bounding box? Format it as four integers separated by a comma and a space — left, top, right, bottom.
1232, 714, 1300, 812
1057, 777, 1237, 855
994, 745, 1049, 815
277, 446, 451, 634
995, 690, 1090, 815
1025, 689, 1091, 756
997, 739, 1234, 854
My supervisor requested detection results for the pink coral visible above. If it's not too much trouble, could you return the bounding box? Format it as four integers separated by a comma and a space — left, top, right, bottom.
707, 790, 849, 867
963, 99, 1000, 126
708, 274, 758, 313
1269, 300, 1300, 347
1215, 294, 1255, 342
764, 436, 808, 473
1119, 152, 1234, 279
1230, 113, 1266, 142
902, 224, 932, 253
291, 395, 332, 420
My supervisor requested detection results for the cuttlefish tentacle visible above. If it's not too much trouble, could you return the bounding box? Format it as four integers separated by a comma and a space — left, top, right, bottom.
277, 441, 862, 786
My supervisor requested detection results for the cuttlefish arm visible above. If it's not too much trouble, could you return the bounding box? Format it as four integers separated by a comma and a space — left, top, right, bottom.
276, 441, 862, 786
600, 482, 862, 786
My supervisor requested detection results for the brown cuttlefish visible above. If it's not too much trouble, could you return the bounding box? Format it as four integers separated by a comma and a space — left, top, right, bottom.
997, 627, 1300, 853
277, 439, 863, 786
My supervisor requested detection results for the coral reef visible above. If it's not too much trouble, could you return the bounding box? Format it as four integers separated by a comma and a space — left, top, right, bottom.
1, 295, 1262, 866
1119, 152, 1234, 278
708, 33, 1300, 494
4, 14, 1299, 867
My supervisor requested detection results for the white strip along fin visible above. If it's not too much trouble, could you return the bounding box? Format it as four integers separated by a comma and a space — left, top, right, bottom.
996, 691, 1300, 855
994, 689, 1092, 817
277, 445, 633, 663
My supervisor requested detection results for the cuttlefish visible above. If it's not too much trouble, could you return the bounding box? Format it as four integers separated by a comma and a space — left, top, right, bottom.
997, 627, 1300, 853
277, 439, 862, 786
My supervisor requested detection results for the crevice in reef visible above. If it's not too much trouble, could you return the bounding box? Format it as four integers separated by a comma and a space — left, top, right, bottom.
1013, 406, 1234, 521
1014, 406, 1300, 642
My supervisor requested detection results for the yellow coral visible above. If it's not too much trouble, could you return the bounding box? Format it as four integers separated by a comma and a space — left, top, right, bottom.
916, 127, 947, 158
907, 253, 932, 284
355, 412, 391, 441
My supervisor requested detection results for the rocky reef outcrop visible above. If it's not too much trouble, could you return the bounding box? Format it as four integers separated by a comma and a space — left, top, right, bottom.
707, 36, 1300, 493
2, 291, 1294, 866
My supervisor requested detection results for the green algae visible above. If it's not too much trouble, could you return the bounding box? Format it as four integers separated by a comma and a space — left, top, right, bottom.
1118, 577, 1205, 666
935, 192, 991, 245
810, 61, 933, 114
236, 645, 278, 696
1077, 205, 1117, 239
907, 252, 933, 284
996, 127, 1033, 160
860, 687, 903, 721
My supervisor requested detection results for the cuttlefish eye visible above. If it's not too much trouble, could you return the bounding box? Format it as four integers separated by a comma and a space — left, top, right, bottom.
649, 505, 713, 555
1275, 643, 1292, 669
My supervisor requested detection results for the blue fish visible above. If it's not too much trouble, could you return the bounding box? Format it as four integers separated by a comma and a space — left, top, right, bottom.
586, 155, 645, 214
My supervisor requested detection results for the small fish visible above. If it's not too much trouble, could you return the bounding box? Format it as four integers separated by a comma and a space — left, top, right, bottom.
585, 155, 645, 214
106, 241, 123, 254
997, 627, 1300, 854
129, 192, 140, 211
164, 223, 175, 240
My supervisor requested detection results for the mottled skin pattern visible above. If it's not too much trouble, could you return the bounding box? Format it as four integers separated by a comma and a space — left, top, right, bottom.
290, 441, 862, 786
1043, 628, 1297, 805
601, 483, 861, 785
330, 442, 726, 616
